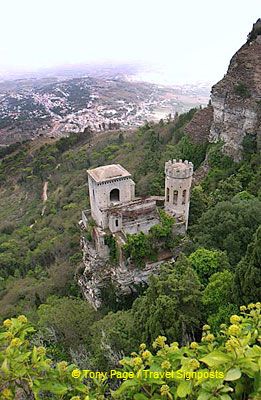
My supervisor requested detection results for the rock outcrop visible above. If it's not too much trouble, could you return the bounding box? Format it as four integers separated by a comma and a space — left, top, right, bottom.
184, 105, 213, 144
209, 19, 261, 160
78, 236, 166, 309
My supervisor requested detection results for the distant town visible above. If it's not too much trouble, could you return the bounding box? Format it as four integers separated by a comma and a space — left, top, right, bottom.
0, 66, 210, 145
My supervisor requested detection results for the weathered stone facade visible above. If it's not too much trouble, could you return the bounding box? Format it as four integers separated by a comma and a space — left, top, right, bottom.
164, 159, 193, 230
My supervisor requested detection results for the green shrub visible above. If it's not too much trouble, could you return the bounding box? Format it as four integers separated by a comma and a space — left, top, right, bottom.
234, 82, 251, 98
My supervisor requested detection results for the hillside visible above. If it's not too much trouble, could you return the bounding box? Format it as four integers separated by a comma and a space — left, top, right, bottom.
0, 109, 260, 398
0, 20, 261, 400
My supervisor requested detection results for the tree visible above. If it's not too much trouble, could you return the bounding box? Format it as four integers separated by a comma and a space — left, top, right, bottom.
191, 198, 261, 265
132, 255, 202, 345
90, 310, 137, 370
202, 270, 238, 331
188, 185, 209, 226
233, 225, 261, 305
37, 296, 98, 352
188, 248, 230, 286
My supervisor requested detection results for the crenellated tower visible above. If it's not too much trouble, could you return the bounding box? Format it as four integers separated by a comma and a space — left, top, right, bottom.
164, 159, 193, 229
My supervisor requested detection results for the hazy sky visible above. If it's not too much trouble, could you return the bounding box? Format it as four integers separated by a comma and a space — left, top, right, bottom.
0, 0, 260, 84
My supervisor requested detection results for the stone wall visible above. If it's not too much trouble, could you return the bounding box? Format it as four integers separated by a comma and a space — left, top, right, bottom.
88, 175, 135, 228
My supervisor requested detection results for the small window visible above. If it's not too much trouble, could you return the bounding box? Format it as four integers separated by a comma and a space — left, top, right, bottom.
166, 187, 170, 202
110, 188, 120, 202
115, 219, 118, 227
182, 189, 186, 205
173, 190, 178, 205
93, 189, 95, 198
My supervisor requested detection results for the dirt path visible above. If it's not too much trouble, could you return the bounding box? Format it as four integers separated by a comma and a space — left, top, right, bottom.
42, 181, 48, 202
41, 181, 48, 216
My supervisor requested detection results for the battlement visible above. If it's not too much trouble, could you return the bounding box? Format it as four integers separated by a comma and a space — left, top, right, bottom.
165, 159, 193, 179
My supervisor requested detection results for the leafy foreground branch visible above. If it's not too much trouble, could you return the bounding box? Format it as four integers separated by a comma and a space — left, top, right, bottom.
0, 304, 260, 399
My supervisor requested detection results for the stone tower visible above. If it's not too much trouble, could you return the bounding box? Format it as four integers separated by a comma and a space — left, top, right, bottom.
164, 159, 193, 229
87, 164, 135, 228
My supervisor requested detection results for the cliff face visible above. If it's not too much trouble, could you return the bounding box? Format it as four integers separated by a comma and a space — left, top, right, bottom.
78, 236, 164, 309
209, 19, 261, 160
184, 105, 213, 144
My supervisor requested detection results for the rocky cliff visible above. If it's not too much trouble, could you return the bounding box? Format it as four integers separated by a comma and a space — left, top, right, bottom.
209, 19, 261, 160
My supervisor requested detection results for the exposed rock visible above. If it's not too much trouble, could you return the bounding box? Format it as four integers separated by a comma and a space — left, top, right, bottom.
78, 236, 167, 309
184, 105, 213, 144
209, 19, 261, 160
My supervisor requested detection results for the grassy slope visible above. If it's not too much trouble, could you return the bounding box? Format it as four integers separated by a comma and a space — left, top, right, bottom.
0, 112, 202, 318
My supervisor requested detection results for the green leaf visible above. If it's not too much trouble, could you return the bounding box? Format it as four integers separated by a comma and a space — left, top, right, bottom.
39, 382, 68, 395
1, 359, 9, 374
220, 395, 232, 400
74, 384, 89, 393
113, 379, 140, 396
177, 380, 191, 398
224, 368, 241, 381
134, 394, 149, 400
198, 391, 211, 400
31, 346, 38, 363
200, 351, 232, 367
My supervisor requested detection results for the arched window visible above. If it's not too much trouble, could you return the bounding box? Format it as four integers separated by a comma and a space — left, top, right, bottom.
182, 189, 186, 205
166, 187, 170, 202
173, 190, 178, 205
110, 188, 120, 202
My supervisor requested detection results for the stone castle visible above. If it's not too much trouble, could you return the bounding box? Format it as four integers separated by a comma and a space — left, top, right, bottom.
79, 159, 193, 308
82, 159, 193, 258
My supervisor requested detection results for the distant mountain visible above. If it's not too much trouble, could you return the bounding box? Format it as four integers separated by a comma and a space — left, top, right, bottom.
0, 69, 210, 145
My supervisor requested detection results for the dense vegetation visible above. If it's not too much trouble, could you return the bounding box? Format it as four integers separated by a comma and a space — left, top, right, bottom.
0, 108, 260, 398
0, 304, 260, 399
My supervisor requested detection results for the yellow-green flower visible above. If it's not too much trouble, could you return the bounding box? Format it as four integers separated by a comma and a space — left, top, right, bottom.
256, 302, 260, 309
240, 305, 247, 312
4, 332, 13, 340
57, 361, 68, 371
37, 346, 46, 356
248, 303, 255, 309
190, 342, 199, 349
1, 388, 12, 399
153, 336, 167, 349
230, 315, 241, 325
202, 324, 210, 331
10, 338, 22, 347
18, 315, 28, 324
70, 397, 81, 400
203, 333, 214, 342
228, 324, 241, 336
161, 360, 171, 370
133, 357, 143, 366
3, 319, 12, 328
131, 352, 138, 357
188, 359, 200, 370
160, 384, 170, 396
225, 338, 239, 351
140, 343, 146, 351
142, 350, 152, 359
